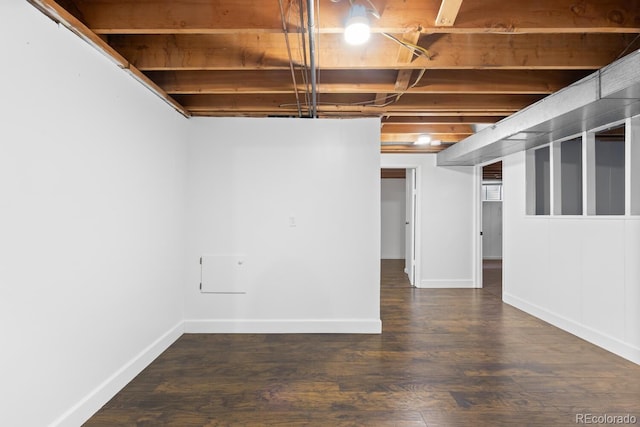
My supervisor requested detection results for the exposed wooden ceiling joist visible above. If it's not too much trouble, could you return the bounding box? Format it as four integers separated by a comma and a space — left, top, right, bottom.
172, 93, 543, 113
69, 0, 640, 34
381, 116, 504, 124
381, 168, 407, 179
483, 161, 503, 180
382, 133, 469, 143
381, 143, 455, 153
380, 124, 474, 135
108, 32, 638, 71
145, 69, 590, 95
26, 0, 640, 154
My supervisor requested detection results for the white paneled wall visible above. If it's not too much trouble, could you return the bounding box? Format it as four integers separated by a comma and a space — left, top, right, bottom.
503, 151, 640, 364
581, 221, 626, 338
546, 220, 582, 321
626, 220, 640, 349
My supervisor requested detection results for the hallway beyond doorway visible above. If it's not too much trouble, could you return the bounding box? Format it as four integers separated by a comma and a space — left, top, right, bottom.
483, 259, 502, 298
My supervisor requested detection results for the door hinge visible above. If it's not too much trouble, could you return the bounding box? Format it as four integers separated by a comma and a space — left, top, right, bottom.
199, 282, 202, 290
199, 257, 202, 265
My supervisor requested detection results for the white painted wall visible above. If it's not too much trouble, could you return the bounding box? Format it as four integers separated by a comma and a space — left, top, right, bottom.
0, 3, 187, 426
381, 178, 406, 259
503, 151, 640, 364
381, 154, 476, 288
184, 118, 381, 333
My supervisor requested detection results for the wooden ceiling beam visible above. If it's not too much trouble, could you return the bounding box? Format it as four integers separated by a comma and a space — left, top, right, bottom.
381, 124, 474, 135
145, 70, 398, 94
69, 0, 640, 34
381, 169, 407, 179
382, 115, 504, 124
379, 31, 422, 107
381, 144, 452, 154
483, 161, 503, 180
407, 69, 590, 94
172, 93, 542, 114
395, 31, 422, 64
393, 70, 416, 92
381, 133, 469, 143
147, 69, 589, 95
373, 93, 389, 107
188, 111, 508, 119
111, 33, 637, 71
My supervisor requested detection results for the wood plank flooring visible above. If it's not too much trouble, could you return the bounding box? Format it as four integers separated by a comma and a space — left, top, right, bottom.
85, 259, 640, 426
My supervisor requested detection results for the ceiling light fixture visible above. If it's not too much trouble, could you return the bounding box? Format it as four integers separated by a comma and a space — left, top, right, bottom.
344, 4, 370, 45
430, 139, 442, 146
414, 134, 431, 145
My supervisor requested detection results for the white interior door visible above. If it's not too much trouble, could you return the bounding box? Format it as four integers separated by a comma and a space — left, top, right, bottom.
405, 168, 416, 286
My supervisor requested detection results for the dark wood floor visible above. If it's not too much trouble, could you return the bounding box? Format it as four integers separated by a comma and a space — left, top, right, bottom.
482, 259, 502, 299
86, 259, 640, 426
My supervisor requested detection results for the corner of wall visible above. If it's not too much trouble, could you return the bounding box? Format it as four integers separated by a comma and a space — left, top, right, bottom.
504, 293, 640, 365
52, 322, 185, 427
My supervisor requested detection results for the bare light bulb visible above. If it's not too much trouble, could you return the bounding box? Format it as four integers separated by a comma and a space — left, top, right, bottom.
345, 5, 370, 45
415, 134, 431, 145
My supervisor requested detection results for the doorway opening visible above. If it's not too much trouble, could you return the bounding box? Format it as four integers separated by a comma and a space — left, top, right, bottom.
480, 161, 503, 298
381, 167, 418, 287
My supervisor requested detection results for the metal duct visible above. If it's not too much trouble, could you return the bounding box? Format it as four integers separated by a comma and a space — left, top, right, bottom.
306, 0, 318, 118
437, 50, 640, 166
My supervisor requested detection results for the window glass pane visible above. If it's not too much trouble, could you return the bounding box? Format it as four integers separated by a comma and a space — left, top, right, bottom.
561, 138, 582, 215
595, 126, 625, 215
535, 146, 551, 215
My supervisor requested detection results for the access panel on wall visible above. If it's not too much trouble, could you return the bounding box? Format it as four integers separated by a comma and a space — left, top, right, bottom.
200, 255, 247, 294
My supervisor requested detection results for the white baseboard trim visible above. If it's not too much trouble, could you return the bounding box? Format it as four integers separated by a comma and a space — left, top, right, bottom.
419, 279, 475, 288
51, 321, 184, 427
504, 293, 640, 365
184, 319, 382, 334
